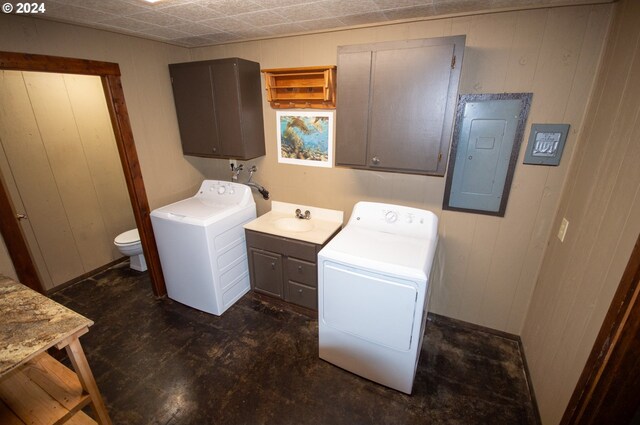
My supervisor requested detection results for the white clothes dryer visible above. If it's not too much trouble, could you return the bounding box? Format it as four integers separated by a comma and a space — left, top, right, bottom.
318, 201, 441, 394
151, 180, 256, 316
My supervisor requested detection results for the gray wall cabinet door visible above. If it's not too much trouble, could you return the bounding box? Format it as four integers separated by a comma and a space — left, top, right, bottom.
210, 60, 243, 158
336, 36, 465, 176
335, 51, 372, 166
369, 44, 454, 171
169, 58, 265, 160
169, 63, 220, 156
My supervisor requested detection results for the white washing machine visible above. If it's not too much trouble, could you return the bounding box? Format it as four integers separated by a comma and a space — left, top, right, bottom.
318, 201, 441, 394
150, 180, 256, 316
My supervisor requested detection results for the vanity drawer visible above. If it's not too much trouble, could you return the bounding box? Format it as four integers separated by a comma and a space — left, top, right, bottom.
286, 257, 317, 287
287, 281, 317, 310
246, 230, 317, 262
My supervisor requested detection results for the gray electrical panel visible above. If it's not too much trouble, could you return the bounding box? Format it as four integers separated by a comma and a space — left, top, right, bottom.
443, 93, 532, 216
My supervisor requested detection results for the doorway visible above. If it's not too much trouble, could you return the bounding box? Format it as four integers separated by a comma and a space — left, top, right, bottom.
0, 70, 136, 290
0, 51, 166, 296
561, 233, 640, 424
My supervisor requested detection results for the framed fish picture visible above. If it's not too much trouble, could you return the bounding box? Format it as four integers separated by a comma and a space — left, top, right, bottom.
276, 111, 334, 168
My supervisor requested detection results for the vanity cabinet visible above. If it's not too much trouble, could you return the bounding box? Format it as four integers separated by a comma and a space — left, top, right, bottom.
335, 36, 465, 176
246, 230, 327, 310
169, 57, 265, 160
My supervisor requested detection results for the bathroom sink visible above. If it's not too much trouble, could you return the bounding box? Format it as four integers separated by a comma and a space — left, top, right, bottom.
274, 217, 314, 232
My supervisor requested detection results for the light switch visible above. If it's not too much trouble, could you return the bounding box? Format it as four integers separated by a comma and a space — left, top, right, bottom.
557, 218, 569, 242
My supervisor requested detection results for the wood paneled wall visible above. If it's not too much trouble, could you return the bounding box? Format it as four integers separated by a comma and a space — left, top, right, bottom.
190, 4, 613, 334
0, 71, 136, 289
521, 0, 640, 423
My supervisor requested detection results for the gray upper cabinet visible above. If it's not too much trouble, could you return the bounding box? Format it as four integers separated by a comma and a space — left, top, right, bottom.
169, 57, 265, 160
336, 36, 465, 176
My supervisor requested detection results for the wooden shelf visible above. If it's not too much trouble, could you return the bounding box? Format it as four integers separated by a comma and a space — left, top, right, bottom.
0, 353, 97, 425
262, 65, 336, 109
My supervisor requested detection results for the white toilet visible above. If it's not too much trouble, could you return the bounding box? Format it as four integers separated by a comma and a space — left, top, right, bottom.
114, 228, 147, 272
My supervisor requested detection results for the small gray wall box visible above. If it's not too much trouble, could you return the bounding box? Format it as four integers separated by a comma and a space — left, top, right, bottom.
523, 123, 570, 166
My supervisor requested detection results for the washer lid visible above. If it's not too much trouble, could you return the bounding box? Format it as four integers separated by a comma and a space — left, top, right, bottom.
115, 229, 139, 245
318, 227, 437, 281
157, 198, 228, 219
151, 197, 247, 225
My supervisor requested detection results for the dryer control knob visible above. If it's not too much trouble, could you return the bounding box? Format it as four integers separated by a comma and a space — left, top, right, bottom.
217, 186, 226, 195
385, 211, 398, 223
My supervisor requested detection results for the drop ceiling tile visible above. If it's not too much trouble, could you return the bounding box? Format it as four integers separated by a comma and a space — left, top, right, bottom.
234, 9, 284, 26
382, 4, 437, 20
55, 0, 149, 15
319, 0, 383, 17
203, 0, 265, 16
142, 26, 191, 39
374, 0, 434, 7
298, 17, 346, 31
22, 0, 604, 47
201, 31, 244, 42
261, 22, 307, 35
172, 36, 214, 47
433, 0, 491, 15
253, 0, 318, 7
98, 16, 159, 31
120, 0, 200, 10
128, 10, 190, 26
199, 16, 251, 32
274, 2, 336, 22
340, 11, 388, 26
158, 3, 223, 21
43, 5, 118, 22
169, 22, 223, 36
230, 27, 273, 39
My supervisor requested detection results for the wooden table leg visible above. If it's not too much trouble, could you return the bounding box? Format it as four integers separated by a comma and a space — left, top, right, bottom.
65, 337, 113, 425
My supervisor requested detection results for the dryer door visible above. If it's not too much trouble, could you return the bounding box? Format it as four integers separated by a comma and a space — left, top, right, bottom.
322, 261, 418, 351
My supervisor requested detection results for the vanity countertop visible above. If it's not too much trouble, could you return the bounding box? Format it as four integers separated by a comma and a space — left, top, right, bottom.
0, 275, 93, 377
244, 201, 343, 245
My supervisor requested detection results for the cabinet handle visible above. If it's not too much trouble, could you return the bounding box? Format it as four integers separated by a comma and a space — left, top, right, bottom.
213, 147, 217, 152
271, 262, 275, 270
298, 289, 303, 293
298, 266, 303, 272
371, 156, 380, 165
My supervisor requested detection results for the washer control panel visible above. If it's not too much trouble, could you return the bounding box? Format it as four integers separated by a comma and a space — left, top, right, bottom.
195, 180, 251, 205
350, 201, 437, 237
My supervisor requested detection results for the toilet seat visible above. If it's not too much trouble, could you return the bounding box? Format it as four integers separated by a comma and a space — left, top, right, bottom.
114, 229, 140, 246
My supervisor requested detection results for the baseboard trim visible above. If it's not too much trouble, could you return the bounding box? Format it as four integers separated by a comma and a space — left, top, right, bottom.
47, 257, 128, 295
428, 313, 542, 425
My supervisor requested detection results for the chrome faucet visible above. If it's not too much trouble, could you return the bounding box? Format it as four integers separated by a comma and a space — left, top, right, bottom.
231, 163, 243, 181
295, 209, 311, 220
247, 165, 257, 182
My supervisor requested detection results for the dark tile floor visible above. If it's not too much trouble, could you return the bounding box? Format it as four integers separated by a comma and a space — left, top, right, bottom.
51, 262, 539, 425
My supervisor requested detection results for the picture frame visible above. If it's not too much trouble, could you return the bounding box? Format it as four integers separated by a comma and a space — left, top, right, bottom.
523, 123, 570, 166
277, 110, 334, 168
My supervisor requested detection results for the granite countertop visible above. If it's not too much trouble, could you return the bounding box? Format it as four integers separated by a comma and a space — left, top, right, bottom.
244, 201, 344, 245
0, 275, 93, 377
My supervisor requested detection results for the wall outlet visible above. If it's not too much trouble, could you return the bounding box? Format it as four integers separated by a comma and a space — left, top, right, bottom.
557, 218, 569, 242
229, 159, 237, 169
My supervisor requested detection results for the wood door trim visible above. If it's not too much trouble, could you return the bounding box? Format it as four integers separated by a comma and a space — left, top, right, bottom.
0, 51, 120, 76
561, 233, 640, 424
0, 176, 41, 292
0, 51, 167, 296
